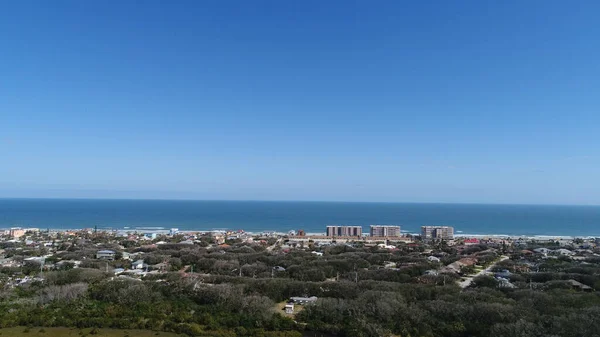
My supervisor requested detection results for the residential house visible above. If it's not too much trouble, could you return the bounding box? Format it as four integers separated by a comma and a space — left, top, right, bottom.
144, 233, 157, 240
383, 261, 396, 269
56, 260, 81, 269
567, 279, 593, 292
441, 257, 478, 274
495, 269, 512, 278
463, 238, 479, 246
553, 249, 575, 256
290, 296, 318, 304
427, 256, 441, 263
132, 259, 147, 270
96, 250, 116, 260
0, 258, 19, 268
24, 256, 45, 264
496, 277, 516, 288
151, 262, 168, 271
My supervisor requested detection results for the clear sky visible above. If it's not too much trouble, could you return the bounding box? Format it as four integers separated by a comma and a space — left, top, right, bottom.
1, 1, 599, 204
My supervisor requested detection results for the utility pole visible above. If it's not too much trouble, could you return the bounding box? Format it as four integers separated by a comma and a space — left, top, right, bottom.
529, 277, 532, 290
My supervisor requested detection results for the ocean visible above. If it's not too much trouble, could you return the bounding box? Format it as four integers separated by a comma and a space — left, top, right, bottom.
0, 198, 599, 236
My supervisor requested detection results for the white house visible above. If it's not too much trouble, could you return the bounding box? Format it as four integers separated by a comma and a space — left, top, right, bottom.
290, 296, 318, 304
554, 249, 575, 256
132, 259, 146, 269
383, 261, 396, 269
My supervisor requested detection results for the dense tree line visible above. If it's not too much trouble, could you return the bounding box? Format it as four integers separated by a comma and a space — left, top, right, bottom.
2, 240, 600, 336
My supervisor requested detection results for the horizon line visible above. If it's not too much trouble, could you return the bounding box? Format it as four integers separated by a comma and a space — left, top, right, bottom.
0, 196, 599, 208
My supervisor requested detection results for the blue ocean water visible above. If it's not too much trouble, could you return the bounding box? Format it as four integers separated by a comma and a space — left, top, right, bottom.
0, 198, 599, 236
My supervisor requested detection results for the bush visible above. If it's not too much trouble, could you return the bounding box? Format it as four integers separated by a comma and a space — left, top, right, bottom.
471, 275, 498, 288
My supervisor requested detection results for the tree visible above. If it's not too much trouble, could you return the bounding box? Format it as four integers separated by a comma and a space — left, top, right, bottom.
471, 275, 498, 288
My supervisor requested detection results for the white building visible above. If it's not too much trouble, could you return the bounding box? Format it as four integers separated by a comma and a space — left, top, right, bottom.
96, 250, 116, 260
9, 228, 25, 238
370, 225, 401, 237
326, 226, 362, 237
132, 259, 146, 269
421, 226, 454, 240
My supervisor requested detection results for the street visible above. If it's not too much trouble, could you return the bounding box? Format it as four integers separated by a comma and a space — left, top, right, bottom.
458, 255, 509, 288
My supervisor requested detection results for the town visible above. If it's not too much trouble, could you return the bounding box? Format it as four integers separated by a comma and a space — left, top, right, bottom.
1, 224, 600, 336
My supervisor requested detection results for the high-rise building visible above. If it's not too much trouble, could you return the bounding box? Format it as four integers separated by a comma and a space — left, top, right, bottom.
421, 226, 454, 240
9, 228, 25, 238
326, 225, 362, 237
369, 225, 401, 237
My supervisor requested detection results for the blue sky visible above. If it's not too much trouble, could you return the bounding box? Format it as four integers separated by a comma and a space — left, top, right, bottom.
1, 1, 599, 204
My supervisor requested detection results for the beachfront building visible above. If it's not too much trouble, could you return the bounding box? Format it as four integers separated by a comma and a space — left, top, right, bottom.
421, 226, 454, 240
326, 225, 362, 237
369, 225, 401, 237
9, 228, 26, 238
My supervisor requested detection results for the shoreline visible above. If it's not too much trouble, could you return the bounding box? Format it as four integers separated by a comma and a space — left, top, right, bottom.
3, 226, 599, 240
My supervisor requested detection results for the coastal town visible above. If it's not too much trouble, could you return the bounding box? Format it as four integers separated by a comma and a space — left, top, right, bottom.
1, 223, 600, 336
2, 224, 598, 290
3, 0, 599, 335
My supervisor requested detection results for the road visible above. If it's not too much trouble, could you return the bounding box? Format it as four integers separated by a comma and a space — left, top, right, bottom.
458, 255, 509, 288
266, 237, 283, 252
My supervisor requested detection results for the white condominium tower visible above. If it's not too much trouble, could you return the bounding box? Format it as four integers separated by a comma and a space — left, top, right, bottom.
326, 225, 363, 237
369, 225, 401, 237
421, 226, 454, 240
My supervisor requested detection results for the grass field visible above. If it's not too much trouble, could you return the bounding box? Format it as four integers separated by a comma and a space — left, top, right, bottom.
0, 327, 182, 337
